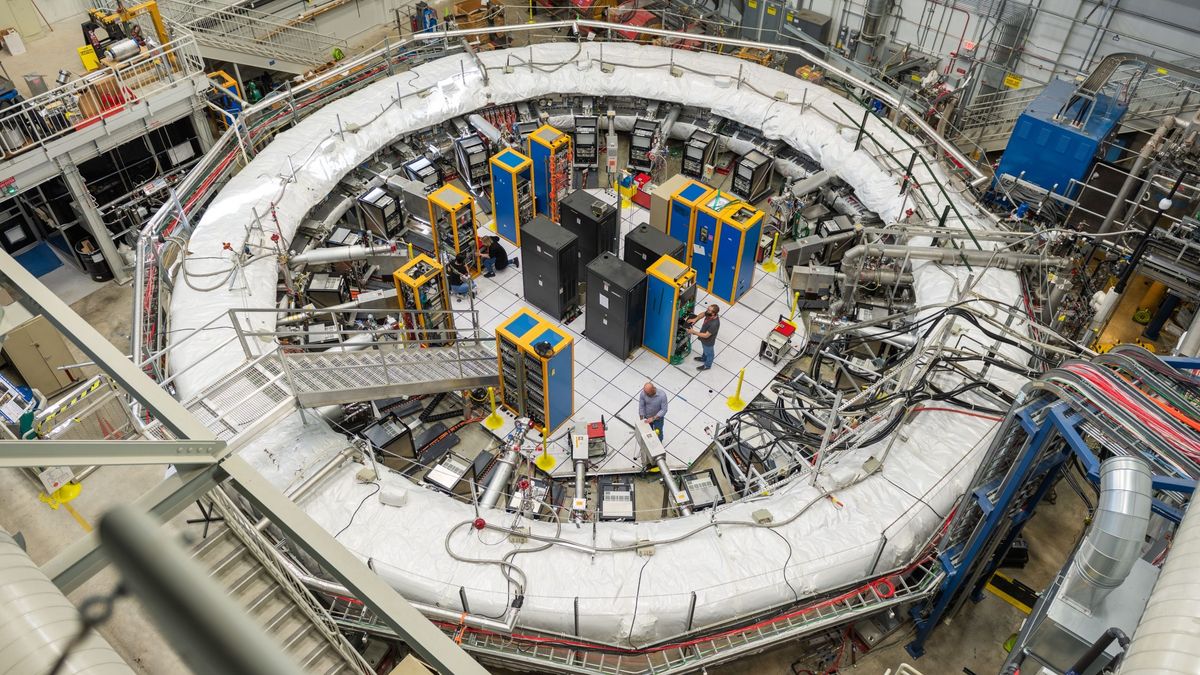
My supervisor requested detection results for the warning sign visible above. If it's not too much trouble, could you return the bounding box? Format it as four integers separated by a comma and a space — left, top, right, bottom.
1003, 73, 1022, 89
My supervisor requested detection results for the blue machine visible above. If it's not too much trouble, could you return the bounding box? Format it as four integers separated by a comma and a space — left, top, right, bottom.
710, 201, 763, 304
527, 124, 572, 219
495, 307, 574, 435
666, 179, 714, 266
490, 149, 534, 246
644, 256, 697, 364
993, 79, 1127, 198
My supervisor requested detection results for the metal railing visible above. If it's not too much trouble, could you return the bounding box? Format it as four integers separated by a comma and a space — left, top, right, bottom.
0, 34, 205, 158
207, 489, 374, 674
155, 0, 348, 66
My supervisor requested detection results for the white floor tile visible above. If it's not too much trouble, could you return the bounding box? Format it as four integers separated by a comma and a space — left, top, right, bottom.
742, 359, 780, 389
665, 396, 700, 428
695, 363, 735, 391
571, 401, 606, 427
592, 383, 635, 416
629, 349, 667, 378
739, 287, 774, 313
680, 378, 718, 408
665, 431, 710, 466
573, 338, 604, 368
654, 363, 693, 394
503, 273, 524, 294
747, 314, 780, 337
484, 288, 520, 316
722, 302, 758, 329
589, 349, 628, 375
575, 368, 609, 396
702, 395, 739, 424
729, 331, 765, 359
612, 365, 647, 393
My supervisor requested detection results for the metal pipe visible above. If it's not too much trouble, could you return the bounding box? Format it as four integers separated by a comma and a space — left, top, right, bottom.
1062, 456, 1152, 610
288, 243, 397, 267
1121, 491, 1200, 672
480, 420, 531, 509
657, 456, 692, 516
0, 528, 134, 674
1066, 626, 1129, 675
573, 459, 587, 510
841, 243, 1065, 270
1175, 307, 1200, 357
1097, 117, 1174, 235
467, 114, 504, 145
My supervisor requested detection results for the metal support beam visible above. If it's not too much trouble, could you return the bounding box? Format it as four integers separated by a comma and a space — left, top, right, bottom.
222, 457, 488, 675
0, 439, 226, 468
190, 103, 216, 152
57, 159, 131, 284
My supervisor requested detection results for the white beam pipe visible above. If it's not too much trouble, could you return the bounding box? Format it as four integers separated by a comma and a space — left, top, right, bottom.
288, 243, 398, 267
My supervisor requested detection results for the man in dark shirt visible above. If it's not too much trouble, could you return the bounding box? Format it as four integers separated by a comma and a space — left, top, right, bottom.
687, 304, 721, 371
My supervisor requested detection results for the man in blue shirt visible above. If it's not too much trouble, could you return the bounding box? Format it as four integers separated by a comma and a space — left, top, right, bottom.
638, 382, 668, 439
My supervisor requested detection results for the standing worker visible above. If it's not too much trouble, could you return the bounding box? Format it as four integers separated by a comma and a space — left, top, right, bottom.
687, 304, 721, 371
638, 382, 668, 440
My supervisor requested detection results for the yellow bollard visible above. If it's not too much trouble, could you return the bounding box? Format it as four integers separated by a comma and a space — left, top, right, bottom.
790, 291, 800, 320
406, 242, 414, 259
727, 368, 748, 411
761, 232, 780, 273
483, 386, 505, 430
534, 443, 558, 472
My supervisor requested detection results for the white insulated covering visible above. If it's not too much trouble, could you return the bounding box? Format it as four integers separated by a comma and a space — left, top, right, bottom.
169, 42, 1027, 644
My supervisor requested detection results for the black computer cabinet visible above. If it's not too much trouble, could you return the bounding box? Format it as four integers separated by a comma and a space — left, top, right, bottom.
623, 224, 686, 273
559, 190, 618, 278
585, 253, 647, 359
521, 215, 580, 320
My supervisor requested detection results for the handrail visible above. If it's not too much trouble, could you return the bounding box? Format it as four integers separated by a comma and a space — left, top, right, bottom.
0, 35, 205, 157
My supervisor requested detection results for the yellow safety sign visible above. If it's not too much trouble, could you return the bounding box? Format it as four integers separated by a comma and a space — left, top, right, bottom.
1003, 73, 1022, 89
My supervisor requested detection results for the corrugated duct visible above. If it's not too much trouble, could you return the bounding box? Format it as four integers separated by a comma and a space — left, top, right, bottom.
1120, 494, 1200, 673
0, 529, 133, 675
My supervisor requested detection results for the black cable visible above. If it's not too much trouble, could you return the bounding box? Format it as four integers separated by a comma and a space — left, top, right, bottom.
334, 483, 382, 538
627, 557, 652, 646
766, 528, 800, 603
880, 474, 944, 520
47, 585, 128, 675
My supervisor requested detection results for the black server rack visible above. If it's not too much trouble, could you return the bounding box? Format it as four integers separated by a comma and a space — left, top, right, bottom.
559, 190, 619, 277
585, 252, 647, 359
731, 149, 774, 203
358, 186, 399, 238
627, 117, 658, 172
520, 215, 580, 320
623, 224, 686, 273
682, 129, 717, 179
573, 116, 600, 188
453, 134, 490, 192
403, 156, 441, 191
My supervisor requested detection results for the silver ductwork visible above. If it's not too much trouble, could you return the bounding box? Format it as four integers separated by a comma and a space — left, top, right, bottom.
0, 529, 134, 675
288, 243, 398, 268
841, 243, 1065, 270
1062, 456, 1152, 610
1120, 494, 1200, 672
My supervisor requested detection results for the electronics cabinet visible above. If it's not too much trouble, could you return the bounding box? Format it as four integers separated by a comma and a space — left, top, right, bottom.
393, 254, 454, 344
363, 414, 416, 470
527, 124, 572, 220
628, 117, 658, 172
585, 252, 647, 360
495, 308, 574, 434
709, 200, 764, 304
495, 308, 544, 415
731, 149, 774, 203
559, 189, 619, 278
624, 223, 686, 273
403, 155, 440, 190
682, 129, 717, 180
358, 186, 399, 238
665, 179, 714, 267
599, 475, 636, 521
682, 187, 729, 287
489, 149, 534, 246
573, 115, 599, 172
306, 272, 349, 307
643, 255, 698, 364
453, 134, 489, 191
427, 184, 481, 275
520, 216, 580, 321
650, 174, 694, 232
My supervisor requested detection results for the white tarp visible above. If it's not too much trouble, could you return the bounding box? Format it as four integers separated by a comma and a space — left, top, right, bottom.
168, 42, 1024, 644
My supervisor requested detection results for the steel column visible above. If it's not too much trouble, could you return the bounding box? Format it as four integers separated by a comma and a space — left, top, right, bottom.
57, 159, 131, 284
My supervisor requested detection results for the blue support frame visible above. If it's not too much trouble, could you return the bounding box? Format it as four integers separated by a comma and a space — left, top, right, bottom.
907, 358, 1199, 658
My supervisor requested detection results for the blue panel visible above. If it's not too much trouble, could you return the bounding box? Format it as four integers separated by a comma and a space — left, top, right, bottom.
678, 183, 709, 201
733, 218, 761, 302
505, 313, 541, 340
494, 149, 525, 169
529, 142, 552, 216
692, 211, 718, 287
711, 223, 742, 301
546, 343, 573, 432
529, 327, 566, 349
492, 166, 518, 243
993, 79, 1127, 198
643, 275, 674, 359
668, 199, 694, 261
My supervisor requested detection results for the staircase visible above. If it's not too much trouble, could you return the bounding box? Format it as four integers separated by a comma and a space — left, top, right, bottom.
156, 0, 347, 73
192, 491, 373, 674
281, 341, 499, 408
